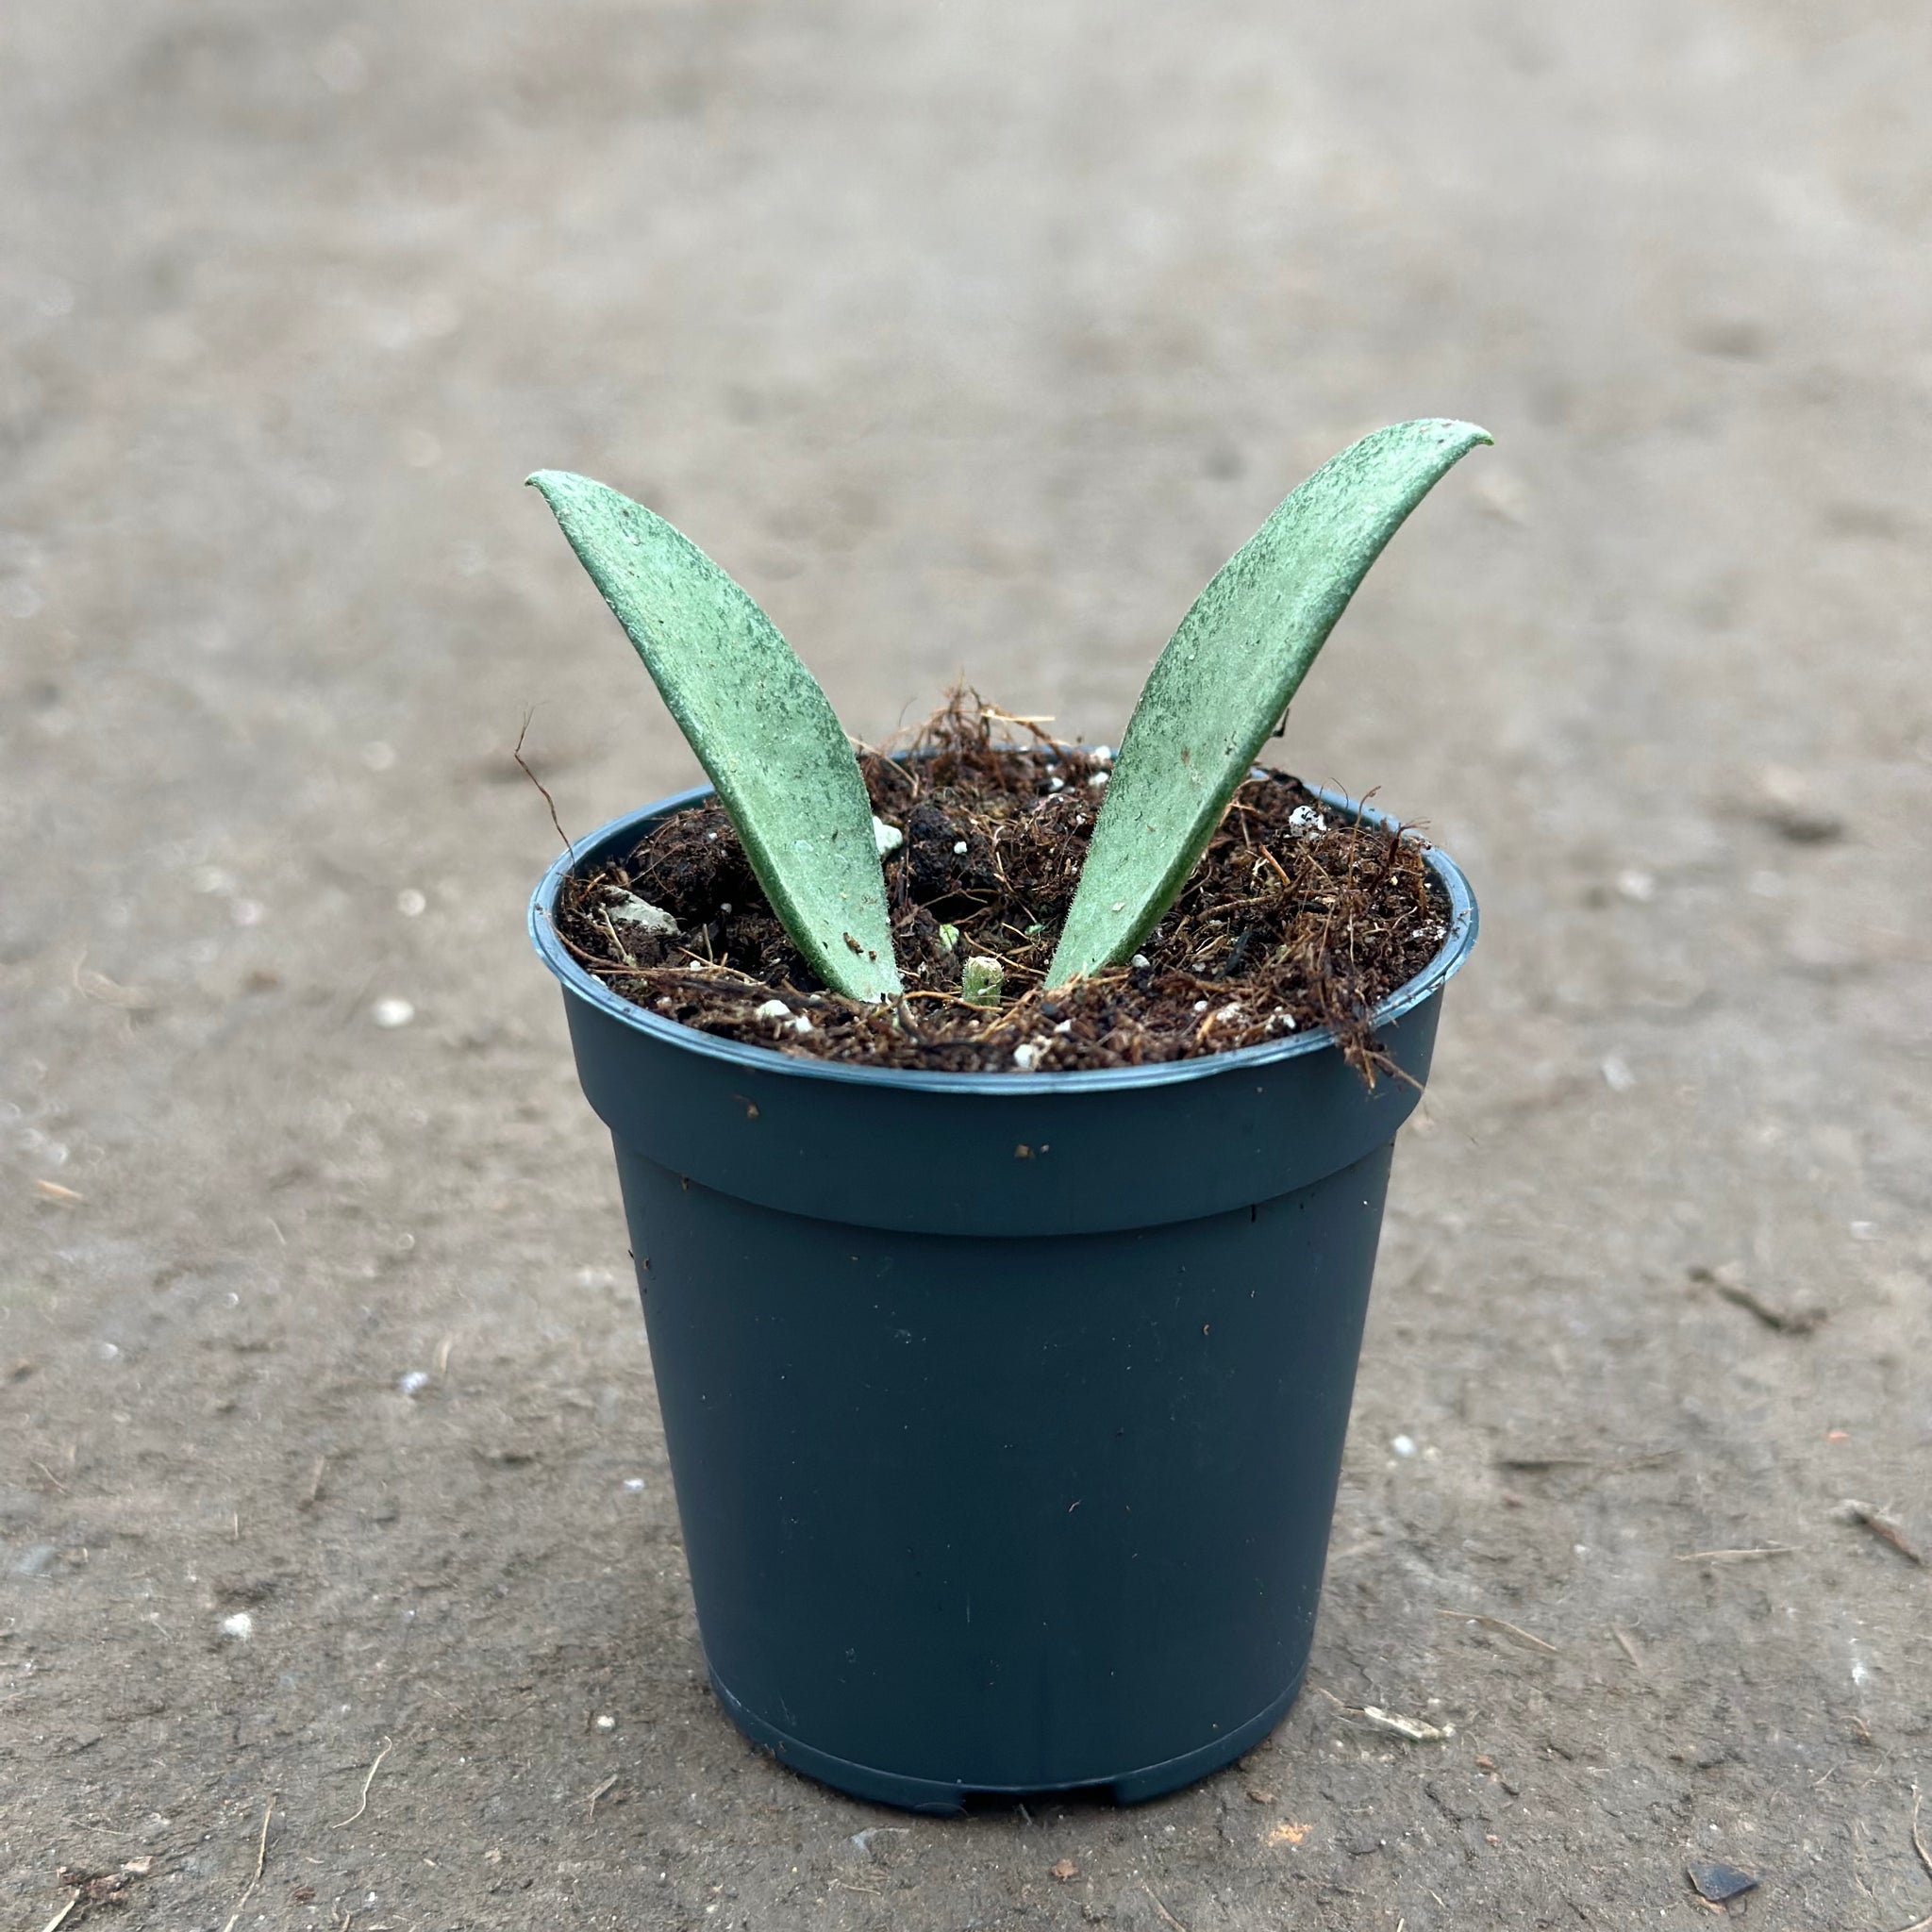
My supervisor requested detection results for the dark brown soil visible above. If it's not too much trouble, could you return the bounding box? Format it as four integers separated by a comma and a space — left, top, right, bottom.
551, 695, 1451, 1073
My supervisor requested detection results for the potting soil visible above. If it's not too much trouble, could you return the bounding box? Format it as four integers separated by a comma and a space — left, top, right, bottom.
551, 691, 1451, 1074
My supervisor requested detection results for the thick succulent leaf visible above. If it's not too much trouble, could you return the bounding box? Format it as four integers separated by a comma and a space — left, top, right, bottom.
1047, 420, 1491, 987
528, 471, 901, 1000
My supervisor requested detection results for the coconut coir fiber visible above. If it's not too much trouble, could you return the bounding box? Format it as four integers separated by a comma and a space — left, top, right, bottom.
551, 695, 1452, 1075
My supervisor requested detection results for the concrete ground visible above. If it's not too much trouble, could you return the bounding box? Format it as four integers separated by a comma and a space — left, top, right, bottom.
4, 1, 1929, 1926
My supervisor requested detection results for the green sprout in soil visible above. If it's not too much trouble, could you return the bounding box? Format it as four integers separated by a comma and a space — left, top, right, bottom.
529, 419, 1489, 1005
958, 957, 1006, 1009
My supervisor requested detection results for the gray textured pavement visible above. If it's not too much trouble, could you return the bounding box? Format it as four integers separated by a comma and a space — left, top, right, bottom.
3, 4, 1929, 1926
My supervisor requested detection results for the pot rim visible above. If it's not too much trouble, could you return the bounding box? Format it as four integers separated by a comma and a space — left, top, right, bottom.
529, 778, 1477, 1096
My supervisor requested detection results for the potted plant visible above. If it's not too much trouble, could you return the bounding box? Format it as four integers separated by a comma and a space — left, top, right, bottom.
525, 421, 1489, 1812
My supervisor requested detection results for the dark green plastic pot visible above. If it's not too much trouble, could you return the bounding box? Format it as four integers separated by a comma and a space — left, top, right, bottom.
530, 783, 1476, 1814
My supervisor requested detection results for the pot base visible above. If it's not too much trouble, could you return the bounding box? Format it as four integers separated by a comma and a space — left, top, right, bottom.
709, 1663, 1307, 1816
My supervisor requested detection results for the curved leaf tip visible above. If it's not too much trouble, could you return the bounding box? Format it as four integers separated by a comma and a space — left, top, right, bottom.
528, 469, 902, 1002
1047, 418, 1491, 988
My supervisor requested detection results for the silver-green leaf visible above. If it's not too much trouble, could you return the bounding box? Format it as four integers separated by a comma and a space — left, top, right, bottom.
1047, 419, 1491, 988
528, 471, 902, 1001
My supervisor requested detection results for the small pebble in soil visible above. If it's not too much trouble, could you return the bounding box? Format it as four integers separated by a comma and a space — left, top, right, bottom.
754, 998, 812, 1036
220, 1612, 254, 1641
607, 890, 679, 936
1012, 1041, 1047, 1072
372, 997, 415, 1029
595, 1714, 616, 1730
873, 816, 904, 858
1391, 1434, 1418, 1457
624, 1478, 645, 1492
398, 1370, 430, 1396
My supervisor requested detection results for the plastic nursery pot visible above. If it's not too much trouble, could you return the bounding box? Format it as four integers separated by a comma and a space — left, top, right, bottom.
530, 781, 1477, 1816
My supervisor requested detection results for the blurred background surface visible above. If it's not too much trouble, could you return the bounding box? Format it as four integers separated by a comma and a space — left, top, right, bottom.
3, 2, 1928, 1925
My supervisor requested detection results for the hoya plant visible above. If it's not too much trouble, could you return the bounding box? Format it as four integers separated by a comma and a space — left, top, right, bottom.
529, 419, 1490, 1004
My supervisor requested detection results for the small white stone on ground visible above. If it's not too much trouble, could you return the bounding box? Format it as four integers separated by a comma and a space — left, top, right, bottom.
372, 997, 414, 1029
1088, 771, 1109, 788
1360, 1704, 1451, 1742
396, 888, 426, 916
952, 840, 968, 855
1131, 953, 1149, 969
595, 1713, 616, 1730
624, 1477, 645, 1492
1601, 1054, 1636, 1092
873, 816, 904, 858
1391, 1434, 1418, 1457
1012, 1041, 1047, 1072
221, 1611, 254, 1641
398, 1370, 430, 1396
